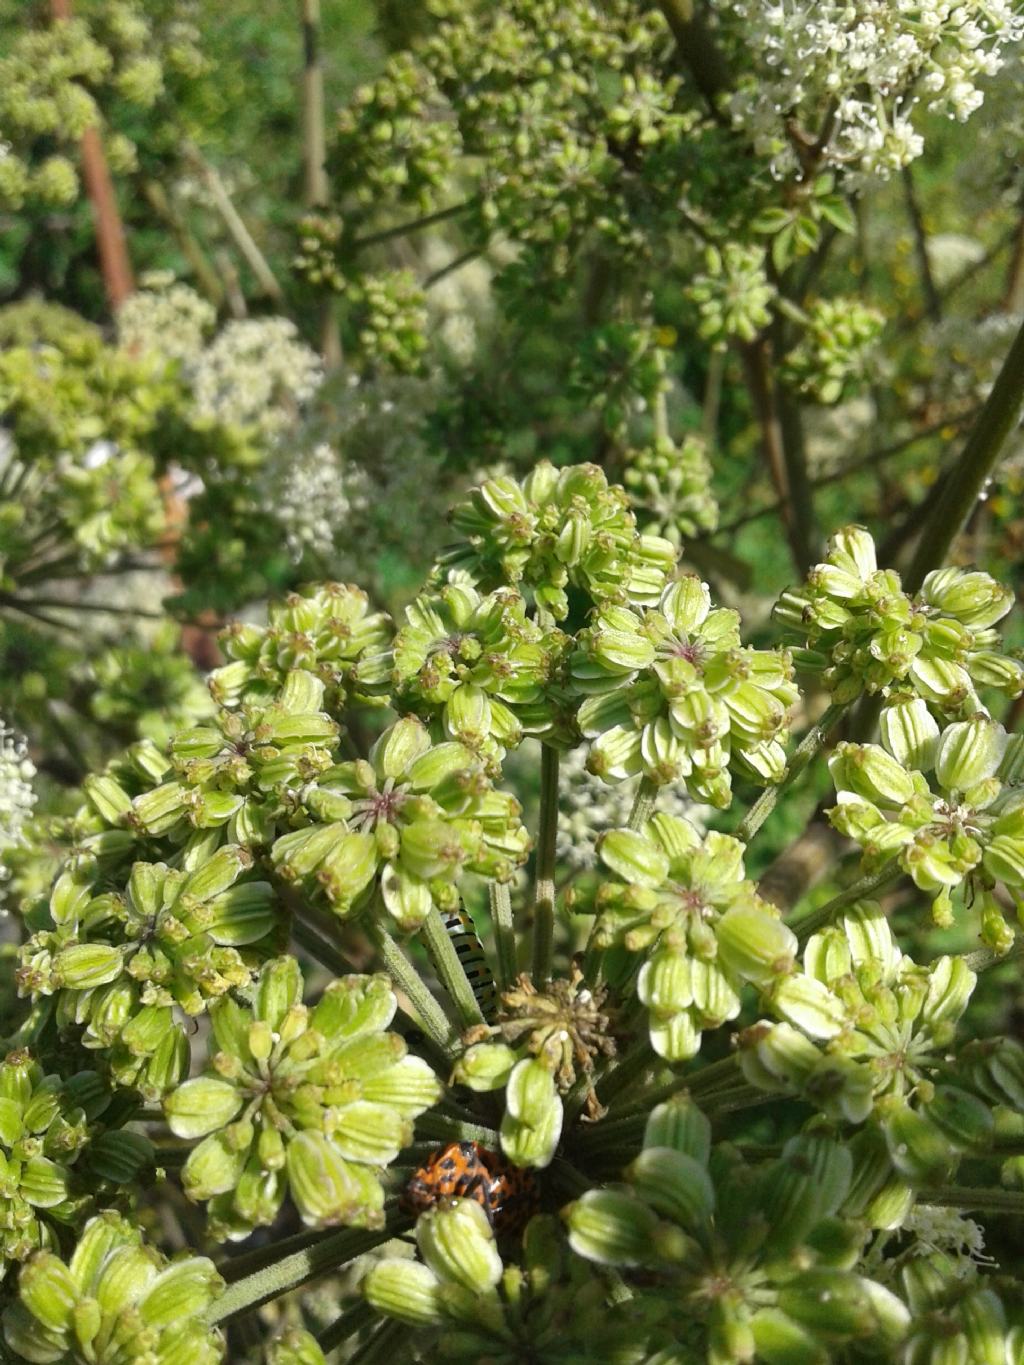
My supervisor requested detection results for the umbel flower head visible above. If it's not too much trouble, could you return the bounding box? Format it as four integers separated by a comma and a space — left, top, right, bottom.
775, 526, 1024, 708
566, 1096, 911, 1357
443, 461, 675, 621
391, 574, 571, 763
1, 1211, 224, 1364
594, 813, 797, 1059
740, 901, 989, 1183
0, 1051, 151, 1278
273, 716, 530, 931
574, 575, 797, 804
164, 958, 441, 1238
18, 843, 282, 1101
212, 581, 392, 710
828, 703, 1024, 931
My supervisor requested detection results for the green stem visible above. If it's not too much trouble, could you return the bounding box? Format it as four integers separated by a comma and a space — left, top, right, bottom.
787, 864, 902, 944
531, 745, 560, 986
347, 1319, 412, 1365
207, 1221, 403, 1324
319, 1300, 376, 1354
416, 1109, 501, 1148
490, 879, 517, 990
628, 776, 659, 832
364, 919, 460, 1058
736, 703, 845, 845
919, 1188, 1024, 1216
960, 937, 1024, 973
422, 906, 486, 1030
905, 312, 1024, 591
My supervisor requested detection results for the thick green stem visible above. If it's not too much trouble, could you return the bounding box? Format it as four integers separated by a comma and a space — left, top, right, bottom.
905, 312, 1024, 591
490, 879, 517, 990
737, 703, 846, 845
531, 745, 560, 986
364, 919, 460, 1058
788, 864, 902, 944
422, 906, 486, 1030
416, 1109, 501, 1148
207, 1221, 403, 1324
919, 1188, 1024, 1216
657, 0, 731, 106
628, 776, 659, 832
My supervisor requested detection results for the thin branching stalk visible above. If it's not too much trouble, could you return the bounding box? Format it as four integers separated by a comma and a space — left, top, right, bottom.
364, 918, 461, 1058
788, 864, 902, 943
737, 702, 846, 844
416, 1110, 502, 1148
531, 744, 560, 986
490, 879, 517, 990
319, 1300, 377, 1354
627, 776, 659, 832
918, 1188, 1024, 1216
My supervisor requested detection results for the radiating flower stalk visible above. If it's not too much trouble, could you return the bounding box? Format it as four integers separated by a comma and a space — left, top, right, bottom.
7, 453, 1024, 1364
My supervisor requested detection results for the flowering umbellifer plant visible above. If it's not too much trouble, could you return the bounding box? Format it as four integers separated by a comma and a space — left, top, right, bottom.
5, 396, 1024, 1365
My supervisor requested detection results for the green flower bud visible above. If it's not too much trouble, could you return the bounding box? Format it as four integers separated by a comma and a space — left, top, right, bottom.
53, 944, 124, 990
882, 1102, 955, 1183
920, 567, 1013, 627
363, 1258, 443, 1325
829, 742, 915, 807
716, 905, 797, 986
598, 829, 670, 888
565, 1188, 660, 1266
923, 1086, 993, 1152
643, 1095, 711, 1165
417, 1198, 503, 1292
140, 1258, 224, 1328
637, 950, 692, 1018
935, 717, 1007, 793
751, 1308, 828, 1365
452, 1043, 519, 1092
165, 1078, 242, 1141
501, 1060, 562, 1168
18, 1253, 77, 1332
286, 1130, 384, 1229
626, 1147, 714, 1230
879, 697, 939, 772
769, 974, 847, 1039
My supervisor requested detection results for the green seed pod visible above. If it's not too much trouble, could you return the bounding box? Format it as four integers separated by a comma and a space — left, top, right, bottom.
565, 1188, 661, 1267
643, 1095, 711, 1165
286, 1130, 384, 1228
935, 716, 1007, 793
417, 1198, 503, 1293
923, 1086, 993, 1152
751, 1307, 828, 1365
453, 1042, 519, 1093
769, 973, 847, 1039
266, 1327, 329, 1365
626, 1146, 714, 1231
54, 944, 124, 991
716, 905, 797, 986
881, 1102, 956, 1183
165, 1078, 243, 1141
879, 697, 939, 773
363, 1258, 444, 1326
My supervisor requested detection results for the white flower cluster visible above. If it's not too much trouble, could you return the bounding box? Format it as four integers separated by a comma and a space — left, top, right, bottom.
116, 278, 216, 366
190, 317, 323, 439
0, 718, 35, 907
254, 440, 368, 565
902, 1206, 994, 1280
556, 746, 710, 870
717, 0, 1023, 181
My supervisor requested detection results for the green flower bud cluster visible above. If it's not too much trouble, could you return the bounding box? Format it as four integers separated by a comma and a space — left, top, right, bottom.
88, 621, 214, 749
292, 213, 345, 294
19, 844, 282, 1100
567, 1097, 911, 1357
568, 323, 675, 441
774, 527, 1024, 706
330, 53, 460, 215
273, 716, 530, 931
741, 902, 993, 1183
573, 576, 797, 802
829, 705, 1024, 929
1, 1211, 224, 1364
391, 576, 571, 765
0, 1051, 151, 1278
686, 243, 776, 346
623, 433, 719, 547
595, 814, 797, 1059
350, 270, 430, 376
212, 583, 392, 711
444, 461, 675, 622
780, 296, 885, 405
364, 1209, 654, 1361
164, 959, 440, 1238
